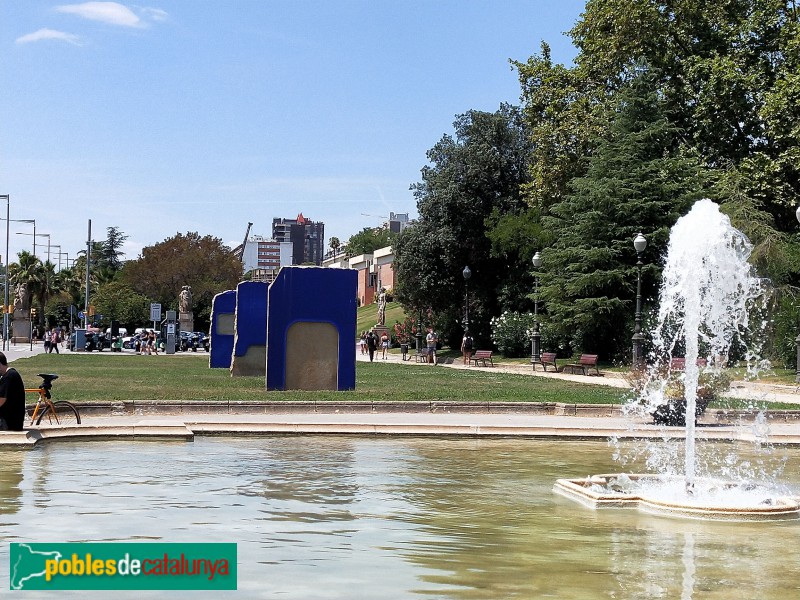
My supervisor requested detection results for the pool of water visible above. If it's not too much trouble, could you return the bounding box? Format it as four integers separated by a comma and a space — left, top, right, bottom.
0, 436, 798, 599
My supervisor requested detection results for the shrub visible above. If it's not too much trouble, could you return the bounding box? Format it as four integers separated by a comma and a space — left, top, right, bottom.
490, 311, 537, 357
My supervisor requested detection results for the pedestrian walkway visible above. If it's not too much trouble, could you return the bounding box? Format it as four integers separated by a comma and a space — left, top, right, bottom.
357, 344, 800, 406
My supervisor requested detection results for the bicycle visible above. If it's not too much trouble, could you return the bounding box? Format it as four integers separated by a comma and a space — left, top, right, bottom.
26, 373, 81, 426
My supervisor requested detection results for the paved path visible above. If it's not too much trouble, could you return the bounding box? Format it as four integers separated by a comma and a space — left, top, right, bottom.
357, 343, 800, 405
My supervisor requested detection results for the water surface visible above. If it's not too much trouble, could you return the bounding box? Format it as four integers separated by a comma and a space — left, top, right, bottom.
0, 436, 798, 599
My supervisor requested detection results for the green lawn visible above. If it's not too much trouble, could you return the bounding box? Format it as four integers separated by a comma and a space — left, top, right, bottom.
356, 300, 406, 337
17, 353, 627, 405
15, 353, 795, 410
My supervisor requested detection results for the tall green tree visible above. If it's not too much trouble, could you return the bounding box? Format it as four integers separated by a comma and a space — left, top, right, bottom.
541, 68, 705, 359
92, 281, 149, 328
121, 232, 242, 329
393, 105, 532, 347
345, 227, 395, 258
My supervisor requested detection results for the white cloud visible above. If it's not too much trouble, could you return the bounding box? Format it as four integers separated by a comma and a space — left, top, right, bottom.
15, 28, 81, 45
140, 7, 168, 23
55, 2, 143, 27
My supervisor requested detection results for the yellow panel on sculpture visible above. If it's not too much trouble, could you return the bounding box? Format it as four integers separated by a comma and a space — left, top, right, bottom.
285, 321, 338, 390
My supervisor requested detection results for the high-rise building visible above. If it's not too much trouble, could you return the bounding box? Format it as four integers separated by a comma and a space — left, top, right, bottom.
272, 213, 325, 265
242, 235, 293, 282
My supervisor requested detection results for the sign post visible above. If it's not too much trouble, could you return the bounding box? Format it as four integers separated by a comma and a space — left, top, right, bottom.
150, 303, 162, 331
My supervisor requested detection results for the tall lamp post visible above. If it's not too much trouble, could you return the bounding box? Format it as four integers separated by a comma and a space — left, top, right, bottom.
16, 231, 50, 261
632, 233, 647, 369
531, 251, 543, 363
415, 308, 424, 352
462, 266, 471, 331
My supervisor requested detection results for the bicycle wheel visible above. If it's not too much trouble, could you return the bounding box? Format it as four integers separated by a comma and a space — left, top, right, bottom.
35, 401, 81, 426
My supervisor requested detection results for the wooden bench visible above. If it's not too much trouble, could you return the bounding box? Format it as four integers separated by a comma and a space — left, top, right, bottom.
470, 350, 494, 367
532, 352, 558, 372
669, 357, 708, 370
562, 354, 600, 376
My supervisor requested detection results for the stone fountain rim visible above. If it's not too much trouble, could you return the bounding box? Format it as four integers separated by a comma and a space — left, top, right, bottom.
553, 473, 800, 521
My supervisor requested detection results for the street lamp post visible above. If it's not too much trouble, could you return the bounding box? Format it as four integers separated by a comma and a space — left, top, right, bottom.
531, 251, 543, 363
415, 308, 424, 352
632, 233, 647, 369
462, 266, 471, 331
16, 231, 50, 261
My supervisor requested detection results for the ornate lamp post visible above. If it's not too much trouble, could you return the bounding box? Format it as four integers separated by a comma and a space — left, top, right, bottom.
632, 233, 647, 369
462, 265, 471, 331
795, 207, 800, 382
415, 308, 424, 353
531, 251, 543, 363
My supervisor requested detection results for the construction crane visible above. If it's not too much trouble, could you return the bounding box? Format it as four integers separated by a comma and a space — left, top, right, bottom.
233, 222, 253, 261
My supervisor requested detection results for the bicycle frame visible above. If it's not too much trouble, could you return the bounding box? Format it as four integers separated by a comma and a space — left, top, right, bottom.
25, 387, 52, 425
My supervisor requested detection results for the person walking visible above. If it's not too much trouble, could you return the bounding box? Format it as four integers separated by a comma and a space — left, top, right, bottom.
50, 328, 60, 354
461, 330, 473, 365
0, 352, 25, 431
366, 331, 378, 362
380, 331, 389, 359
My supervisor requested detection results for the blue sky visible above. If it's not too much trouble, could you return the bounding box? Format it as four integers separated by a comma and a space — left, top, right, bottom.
1, 1, 584, 265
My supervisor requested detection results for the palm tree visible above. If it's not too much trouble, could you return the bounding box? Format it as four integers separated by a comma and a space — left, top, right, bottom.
329, 237, 341, 259
8, 251, 44, 314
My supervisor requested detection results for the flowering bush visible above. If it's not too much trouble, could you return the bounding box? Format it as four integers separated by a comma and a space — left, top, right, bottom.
392, 317, 416, 345
490, 311, 537, 357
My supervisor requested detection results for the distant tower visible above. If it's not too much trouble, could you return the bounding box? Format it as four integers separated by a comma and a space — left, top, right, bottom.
272, 213, 325, 265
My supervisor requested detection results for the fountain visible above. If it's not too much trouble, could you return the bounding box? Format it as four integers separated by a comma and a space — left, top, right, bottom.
554, 199, 800, 520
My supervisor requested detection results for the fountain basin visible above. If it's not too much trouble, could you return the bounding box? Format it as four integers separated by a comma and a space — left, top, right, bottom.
554, 474, 800, 521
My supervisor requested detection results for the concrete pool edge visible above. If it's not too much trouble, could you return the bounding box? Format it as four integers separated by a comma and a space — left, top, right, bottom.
5, 408, 800, 447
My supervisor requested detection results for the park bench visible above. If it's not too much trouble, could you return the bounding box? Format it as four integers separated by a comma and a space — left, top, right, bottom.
470, 350, 494, 367
669, 357, 708, 371
562, 354, 600, 376
532, 352, 558, 372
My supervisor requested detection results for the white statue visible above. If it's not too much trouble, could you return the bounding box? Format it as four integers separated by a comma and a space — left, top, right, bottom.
179, 285, 192, 314
377, 289, 387, 326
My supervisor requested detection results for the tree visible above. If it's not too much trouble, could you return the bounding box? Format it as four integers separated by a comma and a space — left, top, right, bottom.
96, 226, 128, 272
91, 281, 150, 329
329, 236, 341, 259
393, 105, 532, 348
8, 251, 45, 324
121, 232, 242, 329
541, 68, 705, 359
345, 227, 395, 257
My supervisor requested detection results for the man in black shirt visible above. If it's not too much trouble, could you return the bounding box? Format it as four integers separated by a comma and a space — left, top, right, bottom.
0, 352, 25, 431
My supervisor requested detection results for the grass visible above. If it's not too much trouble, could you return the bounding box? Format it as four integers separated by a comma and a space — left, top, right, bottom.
356, 301, 407, 338
16, 353, 628, 405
